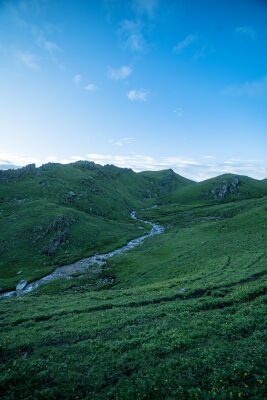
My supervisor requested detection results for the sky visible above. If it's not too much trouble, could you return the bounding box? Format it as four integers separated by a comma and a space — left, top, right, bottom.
0, 0, 266, 181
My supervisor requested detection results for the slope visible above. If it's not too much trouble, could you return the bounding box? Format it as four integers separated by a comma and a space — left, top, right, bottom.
165, 173, 267, 205
138, 169, 195, 195
0, 194, 266, 399
0, 161, 187, 291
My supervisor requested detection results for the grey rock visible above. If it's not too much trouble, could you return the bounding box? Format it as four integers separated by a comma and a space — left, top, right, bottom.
40, 215, 76, 255
211, 177, 240, 200
17, 270, 23, 275
16, 280, 27, 291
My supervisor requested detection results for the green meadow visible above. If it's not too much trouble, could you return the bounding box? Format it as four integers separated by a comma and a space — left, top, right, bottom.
0, 163, 266, 399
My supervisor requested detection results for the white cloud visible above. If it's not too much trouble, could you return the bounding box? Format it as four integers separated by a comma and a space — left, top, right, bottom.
133, 0, 159, 18
173, 107, 183, 117
194, 44, 209, 60
235, 26, 256, 39
174, 34, 197, 53
73, 74, 82, 84
1, 152, 267, 181
118, 20, 146, 52
127, 89, 149, 101
221, 75, 267, 97
0, 152, 40, 166
109, 137, 135, 146
164, 157, 200, 166
83, 154, 267, 181
35, 31, 62, 54
86, 154, 113, 161
84, 83, 98, 91
86, 153, 158, 171
15, 51, 39, 69
108, 65, 132, 81
43, 40, 62, 53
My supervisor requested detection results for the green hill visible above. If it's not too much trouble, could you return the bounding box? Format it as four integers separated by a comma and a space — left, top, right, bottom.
0, 166, 266, 400
138, 169, 195, 195
0, 162, 191, 291
165, 173, 267, 205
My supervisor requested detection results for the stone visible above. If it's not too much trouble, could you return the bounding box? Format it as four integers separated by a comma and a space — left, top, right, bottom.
211, 177, 240, 200
16, 280, 27, 291
17, 270, 23, 275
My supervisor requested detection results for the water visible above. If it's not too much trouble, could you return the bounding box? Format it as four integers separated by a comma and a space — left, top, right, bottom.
0, 210, 164, 299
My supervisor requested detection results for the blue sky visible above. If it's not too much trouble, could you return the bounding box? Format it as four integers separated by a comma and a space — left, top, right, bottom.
0, 0, 266, 181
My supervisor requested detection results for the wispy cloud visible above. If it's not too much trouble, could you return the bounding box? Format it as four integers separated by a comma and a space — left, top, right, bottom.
11, 9, 63, 64
87, 153, 158, 171
117, 0, 158, 53
73, 74, 82, 85
235, 26, 256, 39
174, 34, 197, 53
194, 44, 211, 60
173, 107, 183, 117
118, 19, 146, 52
109, 137, 135, 146
34, 29, 62, 54
84, 153, 267, 181
84, 83, 98, 91
1, 152, 267, 181
43, 40, 62, 54
127, 89, 149, 101
108, 65, 132, 81
222, 75, 267, 97
15, 51, 39, 69
0, 152, 40, 167
132, 0, 159, 18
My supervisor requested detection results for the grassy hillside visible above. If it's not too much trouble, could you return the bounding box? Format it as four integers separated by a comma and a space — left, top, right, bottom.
0, 162, 191, 291
138, 169, 195, 195
165, 174, 267, 206
0, 185, 266, 399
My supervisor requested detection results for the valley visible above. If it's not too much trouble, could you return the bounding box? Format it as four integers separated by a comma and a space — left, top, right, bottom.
0, 163, 266, 399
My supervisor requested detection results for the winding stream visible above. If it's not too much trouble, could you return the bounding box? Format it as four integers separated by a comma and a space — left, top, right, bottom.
0, 210, 164, 299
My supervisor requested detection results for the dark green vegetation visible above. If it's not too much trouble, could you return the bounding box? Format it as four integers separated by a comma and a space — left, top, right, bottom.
0, 162, 191, 291
165, 174, 267, 205
0, 163, 266, 399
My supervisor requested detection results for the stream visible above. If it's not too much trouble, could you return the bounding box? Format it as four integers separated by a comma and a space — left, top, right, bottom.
0, 210, 164, 299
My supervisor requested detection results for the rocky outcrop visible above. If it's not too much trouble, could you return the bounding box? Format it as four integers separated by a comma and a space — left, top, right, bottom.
72, 160, 97, 170
211, 177, 240, 200
35, 215, 76, 256
0, 164, 36, 183
39, 162, 61, 171
158, 170, 179, 195
16, 280, 27, 291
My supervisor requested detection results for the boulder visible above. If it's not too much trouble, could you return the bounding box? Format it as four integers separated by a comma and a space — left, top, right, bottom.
16, 280, 27, 291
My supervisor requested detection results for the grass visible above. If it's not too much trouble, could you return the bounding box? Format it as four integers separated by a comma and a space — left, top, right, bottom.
0, 163, 190, 291
0, 164, 266, 399
165, 174, 267, 205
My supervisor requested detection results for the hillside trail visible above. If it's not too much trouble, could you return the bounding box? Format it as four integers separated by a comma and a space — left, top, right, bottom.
0, 210, 164, 299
